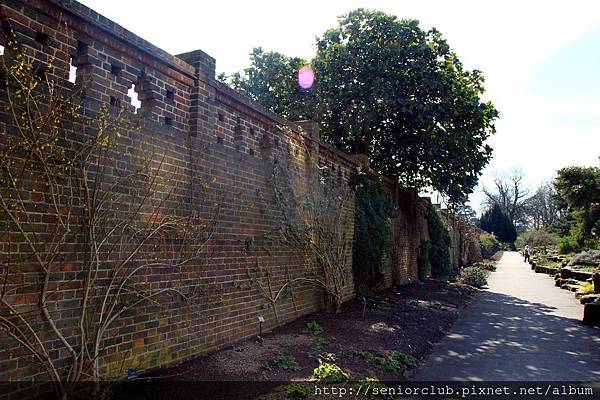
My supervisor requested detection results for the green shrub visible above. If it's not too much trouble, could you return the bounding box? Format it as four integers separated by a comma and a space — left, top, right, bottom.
304, 321, 323, 335
272, 354, 300, 370
352, 171, 396, 293
310, 337, 329, 351
479, 232, 499, 258
579, 282, 595, 294
471, 261, 495, 271
375, 351, 417, 371
309, 337, 330, 359
286, 384, 311, 399
585, 238, 600, 251
357, 377, 387, 391
427, 205, 452, 277
351, 349, 376, 363
571, 265, 599, 272
391, 351, 417, 368
558, 227, 599, 254
558, 235, 581, 254
310, 362, 350, 382
460, 267, 487, 288
350, 349, 417, 372
498, 242, 512, 251
376, 355, 399, 372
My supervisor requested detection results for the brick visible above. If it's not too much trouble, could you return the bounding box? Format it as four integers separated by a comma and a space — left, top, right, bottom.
0, 2, 483, 398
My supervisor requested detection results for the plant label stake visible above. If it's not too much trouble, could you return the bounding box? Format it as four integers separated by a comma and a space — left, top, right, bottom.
257, 316, 265, 342
127, 368, 138, 380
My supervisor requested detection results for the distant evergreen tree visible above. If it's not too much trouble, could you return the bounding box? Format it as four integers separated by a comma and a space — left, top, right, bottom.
480, 204, 517, 244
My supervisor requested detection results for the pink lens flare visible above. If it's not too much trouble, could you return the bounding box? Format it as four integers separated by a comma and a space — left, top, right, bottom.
298, 66, 315, 89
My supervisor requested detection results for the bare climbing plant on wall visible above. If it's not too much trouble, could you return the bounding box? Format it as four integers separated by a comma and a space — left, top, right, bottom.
267, 130, 354, 313
0, 26, 220, 399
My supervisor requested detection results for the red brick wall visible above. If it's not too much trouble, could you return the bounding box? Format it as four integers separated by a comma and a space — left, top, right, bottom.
389, 189, 431, 285
0, 1, 482, 394
443, 211, 484, 268
377, 179, 431, 287
0, 0, 357, 391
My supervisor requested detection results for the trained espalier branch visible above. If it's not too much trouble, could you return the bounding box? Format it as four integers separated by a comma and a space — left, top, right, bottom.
245, 259, 300, 324
0, 25, 220, 399
267, 128, 354, 313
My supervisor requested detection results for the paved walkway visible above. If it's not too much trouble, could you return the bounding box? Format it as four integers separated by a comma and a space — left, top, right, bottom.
417, 251, 600, 381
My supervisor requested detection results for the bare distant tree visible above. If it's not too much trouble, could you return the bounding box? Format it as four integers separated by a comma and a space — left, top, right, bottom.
482, 168, 530, 228
454, 203, 478, 224
523, 183, 561, 229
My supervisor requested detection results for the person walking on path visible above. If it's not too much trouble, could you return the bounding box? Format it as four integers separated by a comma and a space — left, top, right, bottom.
523, 245, 530, 263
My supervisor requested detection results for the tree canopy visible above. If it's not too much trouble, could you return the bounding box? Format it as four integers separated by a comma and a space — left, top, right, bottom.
218, 48, 313, 120
221, 9, 497, 203
554, 166, 600, 247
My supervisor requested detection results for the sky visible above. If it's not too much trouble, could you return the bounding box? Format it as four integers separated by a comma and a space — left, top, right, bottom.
79, 0, 600, 213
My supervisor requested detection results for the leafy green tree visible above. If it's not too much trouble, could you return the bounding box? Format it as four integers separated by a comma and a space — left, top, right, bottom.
547, 215, 577, 238
218, 47, 314, 120
479, 204, 517, 244
222, 9, 497, 203
554, 166, 600, 248
546, 185, 577, 237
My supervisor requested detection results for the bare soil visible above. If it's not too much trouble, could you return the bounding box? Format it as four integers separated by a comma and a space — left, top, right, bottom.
116, 280, 478, 399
